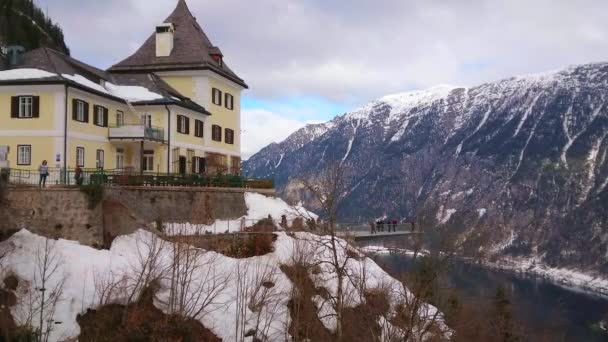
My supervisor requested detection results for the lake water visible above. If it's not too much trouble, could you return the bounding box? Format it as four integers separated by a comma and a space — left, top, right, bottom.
373, 253, 608, 341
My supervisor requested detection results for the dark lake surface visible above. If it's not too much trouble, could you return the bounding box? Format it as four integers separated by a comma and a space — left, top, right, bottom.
373, 253, 608, 341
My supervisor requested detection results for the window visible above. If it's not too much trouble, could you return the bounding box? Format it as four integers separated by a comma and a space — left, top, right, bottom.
116, 149, 125, 169
225, 128, 235, 145
187, 149, 194, 173
94, 105, 108, 127
225, 93, 234, 110
194, 120, 204, 137
76, 147, 85, 167
177, 115, 190, 134
212, 88, 222, 106
212, 125, 222, 142
19, 96, 33, 118
11, 96, 39, 118
74, 100, 87, 122
172, 148, 180, 173
116, 111, 124, 127
141, 114, 152, 128
17, 145, 31, 165
96, 149, 104, 169
143, 151, 154, 172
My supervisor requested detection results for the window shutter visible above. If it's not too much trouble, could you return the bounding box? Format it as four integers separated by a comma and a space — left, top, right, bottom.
11, 96, 19, 118
192, 157, 197, 173
93, 106, 100, 126
103, 107, 109, 127
177, 116, 183, 133
200, 158, 206, 174
72, 99, 77, 120
84, 102, 90, 122
32, 96, 40, 118
185, 117, 190, 134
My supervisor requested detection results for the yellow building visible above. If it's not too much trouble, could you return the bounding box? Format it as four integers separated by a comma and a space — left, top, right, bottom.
0, 0, 247, 180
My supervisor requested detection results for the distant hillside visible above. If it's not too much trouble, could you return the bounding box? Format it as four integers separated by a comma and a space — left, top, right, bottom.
244, 62, 608, 274
0, 0, 69, 54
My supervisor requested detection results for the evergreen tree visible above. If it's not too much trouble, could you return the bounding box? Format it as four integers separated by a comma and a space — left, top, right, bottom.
0, 0, 69, 54
491, 286, 520, 342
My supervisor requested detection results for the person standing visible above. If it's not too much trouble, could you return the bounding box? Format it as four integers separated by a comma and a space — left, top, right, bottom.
38, 160, 49, 188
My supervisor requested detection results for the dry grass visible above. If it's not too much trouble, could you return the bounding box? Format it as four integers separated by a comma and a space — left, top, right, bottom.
77, 286, 221, 342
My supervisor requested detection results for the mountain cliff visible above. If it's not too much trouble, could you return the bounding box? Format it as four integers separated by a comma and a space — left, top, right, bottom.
244, 62, 608, 273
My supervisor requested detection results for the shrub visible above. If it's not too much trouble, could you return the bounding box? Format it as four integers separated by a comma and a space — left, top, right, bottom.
80, 183, 104, 209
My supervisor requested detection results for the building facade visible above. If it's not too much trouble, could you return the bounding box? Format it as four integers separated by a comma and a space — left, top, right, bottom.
0, 0, 247, 178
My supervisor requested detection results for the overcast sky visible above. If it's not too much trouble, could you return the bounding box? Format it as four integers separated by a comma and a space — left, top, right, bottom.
36, 0, 608, 158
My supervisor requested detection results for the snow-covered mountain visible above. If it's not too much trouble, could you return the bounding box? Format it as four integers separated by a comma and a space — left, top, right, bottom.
244, 62, 608, 273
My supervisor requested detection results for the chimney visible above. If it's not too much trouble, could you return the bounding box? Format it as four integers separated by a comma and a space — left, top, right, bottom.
155, 23, 175, 57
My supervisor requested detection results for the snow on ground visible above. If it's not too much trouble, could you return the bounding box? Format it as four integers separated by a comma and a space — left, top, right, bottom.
436, 205, 457, 224
164, 192, 318, 235
477, 256, 608, 298
477, 208, 487, 218
0, 229, 446, 341
0, 68, 57, 80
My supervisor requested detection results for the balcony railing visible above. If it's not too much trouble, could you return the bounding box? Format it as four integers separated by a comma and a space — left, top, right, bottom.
108, 125, 165, 142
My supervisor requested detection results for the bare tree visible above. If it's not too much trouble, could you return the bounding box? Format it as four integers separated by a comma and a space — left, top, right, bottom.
299, 161, 354, 340
15, 237, 66, 342
164, 236, 232, 321
121, 232, 168, 324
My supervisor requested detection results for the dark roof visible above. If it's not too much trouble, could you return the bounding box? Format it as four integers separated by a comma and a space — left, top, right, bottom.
108, 0, 247, 89
111, 73, 210, 114
0, 47, 210, 114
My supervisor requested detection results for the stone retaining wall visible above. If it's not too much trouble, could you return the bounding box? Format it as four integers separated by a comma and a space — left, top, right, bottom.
0, 186, 275, 247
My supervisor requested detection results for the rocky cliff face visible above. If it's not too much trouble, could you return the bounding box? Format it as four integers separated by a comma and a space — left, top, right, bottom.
244, 62, 608, 273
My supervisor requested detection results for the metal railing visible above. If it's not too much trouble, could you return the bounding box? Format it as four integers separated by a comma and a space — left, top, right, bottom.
108, 124, 165, 142
2, 168, 274, 189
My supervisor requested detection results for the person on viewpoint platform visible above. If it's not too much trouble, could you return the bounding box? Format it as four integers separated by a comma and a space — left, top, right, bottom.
38, 160, 49, 188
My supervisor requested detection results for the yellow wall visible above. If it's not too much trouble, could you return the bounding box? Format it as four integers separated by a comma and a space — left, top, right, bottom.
160, 76, 195, 99
207, 77, 240, 153
173, 110, 207, 146
0, 91, 56, 130
1, 137, 60, 170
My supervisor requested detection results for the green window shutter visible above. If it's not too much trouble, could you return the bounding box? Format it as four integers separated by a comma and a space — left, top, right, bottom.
11, 96, 19, 118
103, 107, 109, 127
93, 105, 100, 125
72, 99, 78, 120
32, 96, 40, 118
84, 102, 90, 122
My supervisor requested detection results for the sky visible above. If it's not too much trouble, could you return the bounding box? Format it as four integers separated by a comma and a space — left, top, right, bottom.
35, 0, 608, 158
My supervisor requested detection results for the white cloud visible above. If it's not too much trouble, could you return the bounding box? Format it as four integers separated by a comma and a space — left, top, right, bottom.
241, 109, 307, 160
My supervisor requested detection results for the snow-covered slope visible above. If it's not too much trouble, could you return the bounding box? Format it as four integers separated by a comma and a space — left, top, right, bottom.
0, 230, 445, 341
244, 61, 608, 274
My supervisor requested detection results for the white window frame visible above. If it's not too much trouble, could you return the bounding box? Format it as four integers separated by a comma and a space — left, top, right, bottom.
178, 115, 188, 134
76, 100, 85, 122
142, 114, 152, 128
17, 145, 31, 165
96, 149, 104, 168
212, 88, 222, 106
143, 152, 154, 172
116, 150, 125, 170
116, 111, 124, 127
225, 93, 234, 110
19, 96, 33, 118
96, 106, 105, 126
76, 147, 85, 167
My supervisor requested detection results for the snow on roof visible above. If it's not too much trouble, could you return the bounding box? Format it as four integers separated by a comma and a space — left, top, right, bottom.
62, 73, 163, 102
105, 83, 163, 102
0, 68, 57, 80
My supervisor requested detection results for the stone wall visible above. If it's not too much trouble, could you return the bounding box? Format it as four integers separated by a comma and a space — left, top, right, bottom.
0, 186, 275, 247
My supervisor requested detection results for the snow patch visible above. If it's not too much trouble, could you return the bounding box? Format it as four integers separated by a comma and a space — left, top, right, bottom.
0, 68, 57, 80
477, 208, 487, 218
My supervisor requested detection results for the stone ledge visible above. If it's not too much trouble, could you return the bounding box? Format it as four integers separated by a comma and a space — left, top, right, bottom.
5, 185, 276, 195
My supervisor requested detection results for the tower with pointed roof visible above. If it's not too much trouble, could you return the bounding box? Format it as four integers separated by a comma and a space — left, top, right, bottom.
109, 0, 247, 172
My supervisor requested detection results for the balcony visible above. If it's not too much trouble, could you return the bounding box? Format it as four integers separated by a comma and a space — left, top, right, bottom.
108, 125, 165, 143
